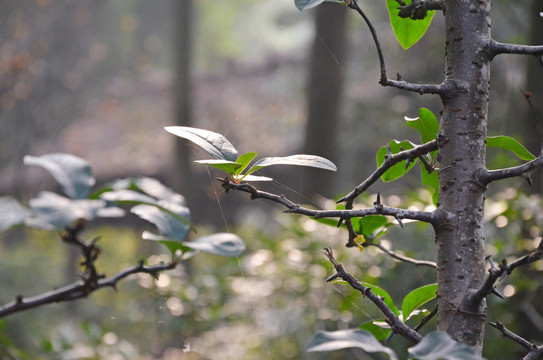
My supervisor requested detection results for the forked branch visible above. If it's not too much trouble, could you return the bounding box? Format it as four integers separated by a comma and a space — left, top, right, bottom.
0, 222, 178, 318
219, 178, 436, 225
472, 239, 543, 303
0, 260, 177, 318
338, 139, 438, 207
322, 247, 422, 343
365, 242, 437, 268
349, 0, 450, 97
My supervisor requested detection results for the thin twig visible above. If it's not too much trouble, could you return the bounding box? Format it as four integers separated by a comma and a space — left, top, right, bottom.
488, 321, 537, 351
348, 0, 387, 84
366, 243, 437, 268
321, 247, 422, 343
338, 140, 438, 207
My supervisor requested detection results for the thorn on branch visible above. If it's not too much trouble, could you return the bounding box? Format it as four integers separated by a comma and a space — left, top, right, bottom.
385, 330, 395, 343
374, 192, 382, 206
522, 172, 533, 187
490, 288, 505, 300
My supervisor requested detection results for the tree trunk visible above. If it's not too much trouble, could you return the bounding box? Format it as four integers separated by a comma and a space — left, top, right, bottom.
301, 3, 347, 198
435, 0, 491, 353
173, 0, 194, 197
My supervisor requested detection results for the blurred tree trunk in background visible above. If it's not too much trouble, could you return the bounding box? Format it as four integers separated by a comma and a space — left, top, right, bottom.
301, 4, 347, 199
522, 0, 543, 193
172, 0, 195, 200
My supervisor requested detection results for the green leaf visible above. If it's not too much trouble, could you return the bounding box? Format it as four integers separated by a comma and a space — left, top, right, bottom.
246, 154, 337, 176
408, 332, 484, 360
234, 152, 258, 176
421, 167, 439, 206
27, 191, 106, 230
306, 329, 398, 360
376, 140, 417, 182
354, 215, 389, 239
184, 233, 246, 257
487, 135, 536, 161
386, 0, 435, 49
405, 108, 439, 145
362, 282, 399, 317
294, 0, 343, 11
155, 239, 192, 255
194, 159, 241, 175
24, 153, 95, 199
401, 283, 437, 323
164, 126, 238, 161
0, 197, 31, 231
358, 321, 392, 341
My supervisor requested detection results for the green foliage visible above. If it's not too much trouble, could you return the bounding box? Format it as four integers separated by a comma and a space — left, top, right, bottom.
354, 215, 390, 240
376, 139, 417, 181
166, 126, 337, 183
401, 283, 437, 322
486, 135, 536, 162
405, 108, 439, 154
386, 0, 435, 49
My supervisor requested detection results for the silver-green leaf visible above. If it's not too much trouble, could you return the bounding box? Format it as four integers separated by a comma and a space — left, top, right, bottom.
247, 154, 337, 175
184, 233, 246, 257
306, 329, 398, 360
165, 126, 238, 161
0, 197, 31, 231
24, 153, 95, 199
408, 332, 484, 360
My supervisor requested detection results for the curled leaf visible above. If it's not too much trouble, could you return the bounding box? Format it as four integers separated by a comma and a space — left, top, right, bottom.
165, 126, 238, 161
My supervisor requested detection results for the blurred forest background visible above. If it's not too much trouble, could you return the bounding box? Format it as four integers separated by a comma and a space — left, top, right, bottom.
0, 0, 542, 359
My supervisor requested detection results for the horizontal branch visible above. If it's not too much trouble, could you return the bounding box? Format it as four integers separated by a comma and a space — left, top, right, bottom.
366, 243, 437, 268
338, 140, 438, 207
489, 39, 543, 65
219, 178, 436, 224
383, 79, 446, 95
478, 151, 543, 186
488, 321, 543, 360
322, 247, 422, 343
471, 239, 543, 304
0, 260, 177, 318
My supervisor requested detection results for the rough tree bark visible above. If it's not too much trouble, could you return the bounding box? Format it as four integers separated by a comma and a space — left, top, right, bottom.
435, 0, 491, 352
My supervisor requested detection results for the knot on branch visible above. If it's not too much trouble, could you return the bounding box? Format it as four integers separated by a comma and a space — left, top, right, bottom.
398, 1, 428, 20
